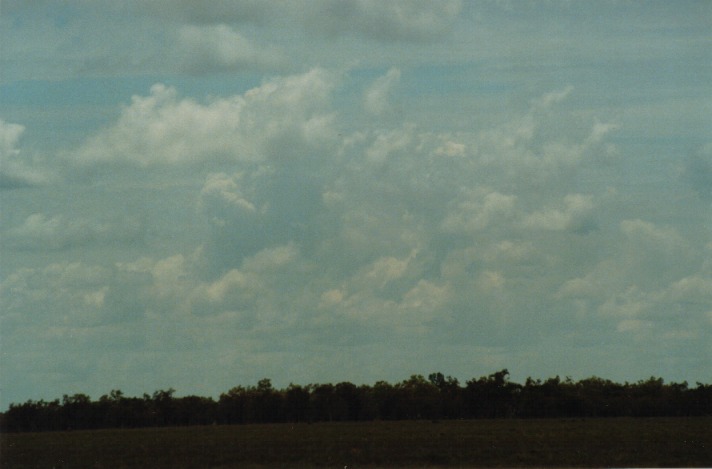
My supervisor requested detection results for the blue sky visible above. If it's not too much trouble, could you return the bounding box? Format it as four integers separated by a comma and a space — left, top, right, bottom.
1, 0, 711, 408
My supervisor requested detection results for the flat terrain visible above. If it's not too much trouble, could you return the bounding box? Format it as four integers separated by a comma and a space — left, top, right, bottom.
2, 417, 711, 468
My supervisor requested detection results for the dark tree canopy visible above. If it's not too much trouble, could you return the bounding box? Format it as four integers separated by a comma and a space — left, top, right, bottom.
3, 370, 711, 432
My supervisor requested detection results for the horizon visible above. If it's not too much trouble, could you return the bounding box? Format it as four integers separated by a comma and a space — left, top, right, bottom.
4, 367, 707, 413
1, 1, 711, 410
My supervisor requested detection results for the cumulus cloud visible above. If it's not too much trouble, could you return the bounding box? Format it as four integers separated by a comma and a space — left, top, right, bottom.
63, 79, 630, 335
177, 24, 286, 73
522, 194, 595, 232
71, 68, 337, 167
0, 261, 147, 333
201, 172, 257, 216
4, 213, 144, 251
364, 67, 401, 115
470, 90, 620, 189
72, 84, 242, 166
0, 120, 49, 189
620, 219, 685, 251
9, 69, 704, 403
442, 189, 517, 234
4, 0, 712, 411
0, 120, 24, 163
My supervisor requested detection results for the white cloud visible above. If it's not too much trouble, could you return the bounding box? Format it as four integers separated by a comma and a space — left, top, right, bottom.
620, 219, 685, 251
399, 280, 450, 321
177, 24, 286, 73
5, 213, 144, 251
3, 0, 712, 410
0, 261, 144, 333
442, 189, 517, 233
475, 270, 505, 291
365, 125, 415, 164
0, 119, 23, 160
71, 68, 337, 167
201, 172, 257, 215
435, 140, 466, 158
522, 194, 595, 232
73, 84, 243, 166
0, 120, 49, 189
365, 255, 411, 288
585, 120, 620, 145
664, 275, 712, 302
532, 85, 574, 109
364, 67, 401, 115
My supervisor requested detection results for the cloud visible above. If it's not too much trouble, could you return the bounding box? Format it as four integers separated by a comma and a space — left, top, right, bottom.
599, 273, 712, 341
365, 125, 416, 164
3, 0, 712, 412
176, 24, 286, 73
469, 89, 620, 188
442, 189, 517, 234
0, 120, 49, 189
71, 68, 337, 167
9, 72, 698, 401
0, 120, 24, 163
435, 140, 466, 158
0, 261, 144, 332
532, 85, 574, 109
201, 172, 257, 215
683, 143, 712, 200
522, 193, 595, 232
136, 0, 273, 24
664, 275, 712, 304
620, 219, 685, 251
302, 0, 463, 42
364, 254, 412, 289
364, 67, 401, 115
4, 213, 144, 251
72, 83, 242, 166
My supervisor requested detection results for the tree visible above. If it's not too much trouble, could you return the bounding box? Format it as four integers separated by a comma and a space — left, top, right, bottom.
397, 375, 439, 420
61, 393, 93, 429
429, 372, 462, 418
285, 384, 310, 422
219, 385, 248, 424
465, 369, 518, 418
310, 383, 335, 421
334, 382, 363, 421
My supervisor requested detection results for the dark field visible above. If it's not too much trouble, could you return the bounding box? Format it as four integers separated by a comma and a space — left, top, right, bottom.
2, 417, 710, 468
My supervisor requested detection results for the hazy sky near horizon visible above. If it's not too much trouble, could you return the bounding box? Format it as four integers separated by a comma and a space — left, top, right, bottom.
1, 1, 711, 408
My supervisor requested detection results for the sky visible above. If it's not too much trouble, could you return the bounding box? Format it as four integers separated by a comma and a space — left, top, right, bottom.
1, 1, 711, 408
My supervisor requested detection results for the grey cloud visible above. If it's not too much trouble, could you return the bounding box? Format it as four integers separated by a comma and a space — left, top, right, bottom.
522, 194, 595, 232
135, 0, 273, 25
7, 71, 707, 405
683, 144, 712, 200
5, 213, 144, 251
200, 165, 328, 271
176, 24, 287, 74
0, 173, 34, 190
10, 0, 463, 44
3, 0, 712, 411
302, 0, 463, 42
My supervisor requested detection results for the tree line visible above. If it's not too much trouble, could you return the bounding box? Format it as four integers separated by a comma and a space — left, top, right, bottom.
3, 370, 711, 432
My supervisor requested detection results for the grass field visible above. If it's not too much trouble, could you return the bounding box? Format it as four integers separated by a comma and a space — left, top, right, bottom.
2, 417, 711, 468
